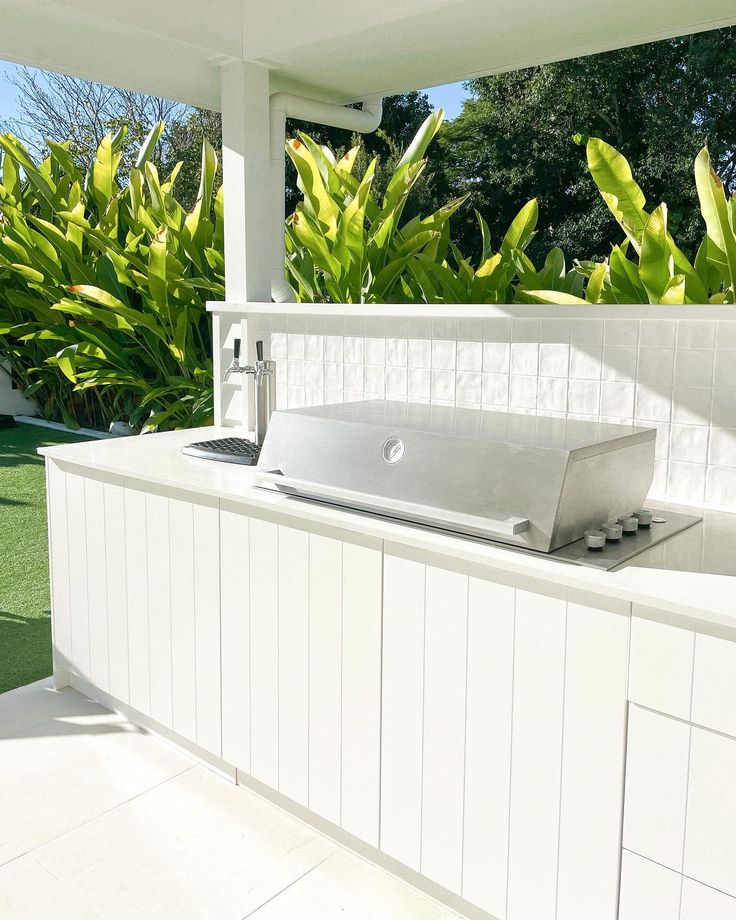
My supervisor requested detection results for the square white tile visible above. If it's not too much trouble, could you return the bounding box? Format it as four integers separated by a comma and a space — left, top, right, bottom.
674, 349, 714, 388
457, 340, 482, 372
510, 342, 539, 376
539, 343, 570, 378
483, 342, 510, 373
408, 339, 431, 369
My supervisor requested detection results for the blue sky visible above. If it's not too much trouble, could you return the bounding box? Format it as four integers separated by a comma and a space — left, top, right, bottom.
0, 59, 470, 124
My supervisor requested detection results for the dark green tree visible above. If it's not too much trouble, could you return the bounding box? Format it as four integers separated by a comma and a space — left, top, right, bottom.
436, 27, 736, 262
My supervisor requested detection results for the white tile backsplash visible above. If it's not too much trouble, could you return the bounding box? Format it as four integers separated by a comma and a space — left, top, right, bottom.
251, 313, 736, 509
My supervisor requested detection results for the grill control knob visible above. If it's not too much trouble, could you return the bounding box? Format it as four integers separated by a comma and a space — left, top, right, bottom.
601, 522, 623, 542
634, 509, 653, 528
584, 529, 606, 551
618, 516, 639, 535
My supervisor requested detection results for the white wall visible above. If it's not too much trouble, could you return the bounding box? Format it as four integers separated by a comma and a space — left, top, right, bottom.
0, 363, 36, 416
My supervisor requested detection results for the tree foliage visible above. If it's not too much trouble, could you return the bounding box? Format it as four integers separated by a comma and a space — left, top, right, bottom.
435, 27, 736, 263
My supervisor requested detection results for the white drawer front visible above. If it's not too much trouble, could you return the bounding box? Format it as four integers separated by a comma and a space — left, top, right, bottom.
623, 705, 689, 872
629, 613, 694, 720
618, 850, 682, 920
684, 726, 736, 898
693, 632, 736, 738
681, 878, 736, 920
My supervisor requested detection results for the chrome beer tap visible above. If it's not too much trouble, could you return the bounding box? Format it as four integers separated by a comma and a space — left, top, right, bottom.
224, 338, 276, 446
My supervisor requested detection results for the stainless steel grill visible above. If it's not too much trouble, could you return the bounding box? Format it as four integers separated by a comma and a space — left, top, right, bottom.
255, 400, 701, 569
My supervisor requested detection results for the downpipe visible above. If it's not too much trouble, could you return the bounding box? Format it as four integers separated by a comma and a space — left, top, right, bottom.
269, 92, 383, 303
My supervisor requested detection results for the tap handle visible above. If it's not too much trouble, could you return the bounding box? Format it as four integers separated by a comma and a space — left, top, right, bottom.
233, 337, 241, 361
256, 339, 264, 362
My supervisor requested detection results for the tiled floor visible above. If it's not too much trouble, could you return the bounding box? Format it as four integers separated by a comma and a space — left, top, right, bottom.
0, 679, 463, 920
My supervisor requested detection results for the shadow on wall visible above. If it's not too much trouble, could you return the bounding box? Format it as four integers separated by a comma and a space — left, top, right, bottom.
0, 610, 52, 694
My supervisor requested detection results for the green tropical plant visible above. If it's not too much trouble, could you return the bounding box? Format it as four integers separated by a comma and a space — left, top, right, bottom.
524, 138, 734, 305
0, 122, 223, 430
285, 110, 553, 305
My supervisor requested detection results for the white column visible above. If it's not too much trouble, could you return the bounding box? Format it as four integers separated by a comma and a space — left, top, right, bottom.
217, 60, 271, 429
219, 60, 272, 303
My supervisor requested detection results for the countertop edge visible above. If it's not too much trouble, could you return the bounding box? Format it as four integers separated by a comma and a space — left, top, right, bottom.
38, 431, 736, 629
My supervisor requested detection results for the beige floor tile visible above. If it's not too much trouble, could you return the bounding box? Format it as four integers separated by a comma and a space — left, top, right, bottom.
0, 853, 102, 920
0, 695, 194, 850
33, 766, 338, 920
247, 848, 464, 920
0, 680, 111, 739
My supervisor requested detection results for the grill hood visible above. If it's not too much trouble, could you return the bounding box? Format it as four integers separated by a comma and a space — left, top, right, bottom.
255, 400, 658, 554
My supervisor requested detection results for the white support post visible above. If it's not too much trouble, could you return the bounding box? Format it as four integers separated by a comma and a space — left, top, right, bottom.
218, 60, 271, 429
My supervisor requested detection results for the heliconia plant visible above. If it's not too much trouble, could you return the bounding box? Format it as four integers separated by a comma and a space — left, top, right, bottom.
285, 109, 556, 305
0, 122, 222, 430
523, 138, 736, 305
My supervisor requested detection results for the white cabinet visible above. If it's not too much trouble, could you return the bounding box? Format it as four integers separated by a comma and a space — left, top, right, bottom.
47, 463, 223, 758
628, 612, 694, 720
684, 727, 736, 897
618, 850, 682, 920
220, 503, 383, 841
507, 586, 567, 920
623, 705, 690, 872
556, 597, 629, 920
693, 632, 736, 737
380, 554, 628, 919
681, 878, 736, 920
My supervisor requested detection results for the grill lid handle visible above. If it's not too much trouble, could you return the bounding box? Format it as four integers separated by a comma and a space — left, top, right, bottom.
254, 469, 529, 539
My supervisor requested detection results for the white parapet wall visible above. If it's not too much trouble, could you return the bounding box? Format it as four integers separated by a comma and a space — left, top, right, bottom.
0, 362, 36, 417
207, 303, 736, 511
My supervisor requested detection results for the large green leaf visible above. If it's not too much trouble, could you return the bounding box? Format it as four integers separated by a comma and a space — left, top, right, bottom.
587, 138, 648, 246
695, 146, 736, 298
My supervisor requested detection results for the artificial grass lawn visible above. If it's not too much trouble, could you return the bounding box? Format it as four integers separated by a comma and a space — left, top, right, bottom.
0, 422, 93, 694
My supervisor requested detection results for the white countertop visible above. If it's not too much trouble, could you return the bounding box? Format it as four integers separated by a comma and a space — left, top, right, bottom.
40, 427, 736, 628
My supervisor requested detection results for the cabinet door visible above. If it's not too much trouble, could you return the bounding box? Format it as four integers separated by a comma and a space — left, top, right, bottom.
623, 705, 690, 872
381, 555, 629, 920
685, 726, 736, 897
237, 511, 382, 841
618, 850, 682, 920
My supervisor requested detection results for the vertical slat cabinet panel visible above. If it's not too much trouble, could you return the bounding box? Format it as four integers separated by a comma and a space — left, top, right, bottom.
193, 498, 221, 757
65, 471, 90, 680
249, 516, 279, 786
169, 497, 196, 742
684, 726, 736, 897
220, 505, 250, 771
104, 481, 128, 703
146, 492, 172, 729
277, 525, 309, 805
124, 485, 149, 714
341, 538, 382, 846
507, 586, 567, 920
623, 705, 690, 872
46, 461, 71, 683
84, 477, 108, 692
462, 577, 515, 918
421, 565, 468, 893
556, 599, 629, 920
380, 549, 426, 871
618, 850, 682, 920
308, 532, 342, 825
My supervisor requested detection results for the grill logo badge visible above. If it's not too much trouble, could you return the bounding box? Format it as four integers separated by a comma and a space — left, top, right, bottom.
382, 436, 406, 464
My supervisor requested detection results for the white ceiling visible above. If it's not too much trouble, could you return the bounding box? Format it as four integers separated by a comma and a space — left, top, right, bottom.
0, 0, 734, 108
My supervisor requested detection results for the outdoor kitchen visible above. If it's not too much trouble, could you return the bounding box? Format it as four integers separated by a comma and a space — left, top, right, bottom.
37, 301, 736, 920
